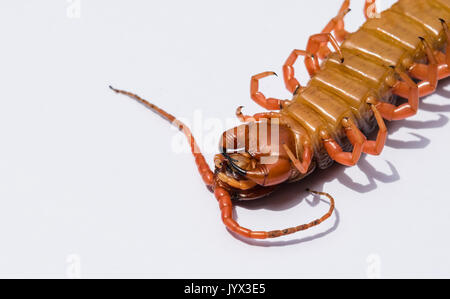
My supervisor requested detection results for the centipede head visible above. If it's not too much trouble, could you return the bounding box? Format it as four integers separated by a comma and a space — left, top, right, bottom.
213, 119, 296, 200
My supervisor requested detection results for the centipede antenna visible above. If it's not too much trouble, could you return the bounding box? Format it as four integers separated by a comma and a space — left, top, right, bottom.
109, 85, 214, 188
214, 186, 336, 239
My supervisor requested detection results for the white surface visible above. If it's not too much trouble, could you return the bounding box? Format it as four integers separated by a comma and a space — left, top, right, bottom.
0, 0, 449, 278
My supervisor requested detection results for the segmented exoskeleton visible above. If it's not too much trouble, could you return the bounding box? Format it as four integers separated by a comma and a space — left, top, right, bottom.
111, 0, 450, 240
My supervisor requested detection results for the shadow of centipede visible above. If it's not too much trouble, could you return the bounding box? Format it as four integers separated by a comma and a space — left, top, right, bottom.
229, 78, 450, 247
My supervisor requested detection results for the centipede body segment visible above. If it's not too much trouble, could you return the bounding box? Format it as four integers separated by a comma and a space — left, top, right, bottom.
111, 0, 450, 240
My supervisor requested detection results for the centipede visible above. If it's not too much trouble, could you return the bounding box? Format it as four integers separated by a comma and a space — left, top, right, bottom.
110, 0, 450, 240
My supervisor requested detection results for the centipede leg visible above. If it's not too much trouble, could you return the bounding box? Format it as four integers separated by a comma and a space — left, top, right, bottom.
215, 187, 335, 239
376, 68, 419, 121
305, 33, 344, 77
320, 118, 364, 167
318, 0, 351, 59
409, 20, 450, 81
250, 71, 288, 110
282, 50, 315, 95
403, 38, 438, 97
432, 51, 449, 79
409, 55, 449, 81
364, 0, 378, 20
346, 102, 387, 156
363, 103, 387, 155
322, 0, 350, 41
318, 1, 379, 58
283, 139, 313, 174
441, 18, 450, 69
235, 106, 281, 122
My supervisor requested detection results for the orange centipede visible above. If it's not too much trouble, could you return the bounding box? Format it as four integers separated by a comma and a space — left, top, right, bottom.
110, 0, 450, 240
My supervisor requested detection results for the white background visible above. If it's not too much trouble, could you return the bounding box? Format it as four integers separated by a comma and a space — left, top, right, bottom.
0, 0, 449, 278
